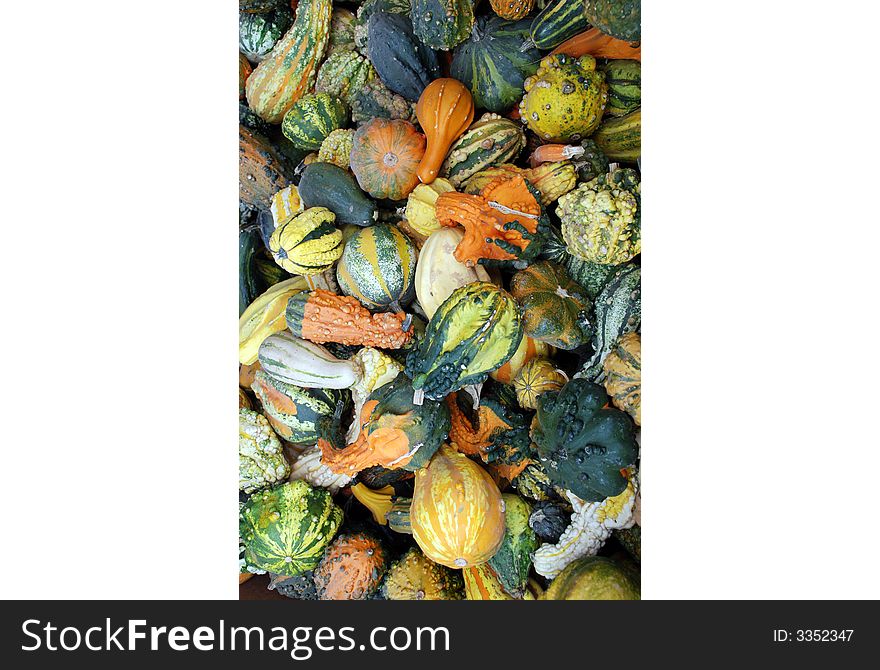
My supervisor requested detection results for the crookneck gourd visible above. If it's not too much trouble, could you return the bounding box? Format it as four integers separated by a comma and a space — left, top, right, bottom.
410, 444, 506, 568
509, 260, 593, 350
530, 378, 638, 501
285, 289, 413, 349
405, 282, 523, 402
318, 373, 451, 474
519, 54, 609, 142
416, 78, 475, 184
436, 174, 548, 267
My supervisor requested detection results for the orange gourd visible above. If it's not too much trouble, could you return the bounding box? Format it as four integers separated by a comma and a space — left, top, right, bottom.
350, 118, 426, 200
489, 0, 534, 20
550, 28, 641, 61
410, 444, 505, 569
415, 78, 474, 185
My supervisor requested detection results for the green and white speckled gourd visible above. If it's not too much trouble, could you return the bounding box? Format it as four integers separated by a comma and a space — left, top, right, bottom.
533, 474, 638, 578
440, 113, 527, 187
258, 330, 363, 389
239, 408, 291, 494
576, 263, 641, 381
287, 444, 353, 494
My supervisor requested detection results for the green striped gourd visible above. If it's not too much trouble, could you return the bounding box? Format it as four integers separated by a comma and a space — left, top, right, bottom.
281, 93, 348, 151
315, 50, 376, 107
251, 370, 346, 446
602, 60, 641, 117
258, 331, 362, 389
239, 4, 294, 63
405, 282, 523, 401
529, 0, 589, 50
239, 480, 343, 577
245, 0, 333, 124
576, 263, 641, 381
440, 113, 527, 187
592, 108, 640, 161
410, 0, 475, 51
336, 224, 417, 311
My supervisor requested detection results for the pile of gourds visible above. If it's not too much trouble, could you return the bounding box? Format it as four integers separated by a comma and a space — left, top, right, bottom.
239, 0, 641, 601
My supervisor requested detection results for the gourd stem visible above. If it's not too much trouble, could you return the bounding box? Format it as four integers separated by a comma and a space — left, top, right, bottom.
519, 39, 535, 53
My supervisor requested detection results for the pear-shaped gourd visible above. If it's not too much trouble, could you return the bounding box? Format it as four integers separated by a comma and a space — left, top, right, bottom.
416, 78, 474, 185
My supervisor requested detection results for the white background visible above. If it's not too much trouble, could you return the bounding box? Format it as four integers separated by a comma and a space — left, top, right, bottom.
0, 0, 878, 599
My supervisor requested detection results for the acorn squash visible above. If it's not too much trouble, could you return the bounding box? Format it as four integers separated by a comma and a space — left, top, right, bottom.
268, 207, 343, 276
405, 282, 523, 402
298, 162, 377, 228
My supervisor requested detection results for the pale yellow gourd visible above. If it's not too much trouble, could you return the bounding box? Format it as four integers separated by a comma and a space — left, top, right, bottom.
414, 228, 491, 318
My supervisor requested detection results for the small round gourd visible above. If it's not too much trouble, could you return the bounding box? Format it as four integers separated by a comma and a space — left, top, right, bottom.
313, 532, 390, 600
350, 118, 426, 200
513, 358, 568, 410
336, 224, 417, 311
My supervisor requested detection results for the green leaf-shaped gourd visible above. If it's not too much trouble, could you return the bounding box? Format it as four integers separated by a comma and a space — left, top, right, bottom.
530, 379, 638, 502
405, 282, 523, 401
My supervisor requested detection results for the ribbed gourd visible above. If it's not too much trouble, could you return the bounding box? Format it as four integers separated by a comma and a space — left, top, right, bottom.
281, 93, 349, 151
239, 480, 343, 577
410, 0, 475, 51
268, 207, 343, 275
410, 444, 506, 568
513, 357, 568, 410
519, 54, 609, 142
405, 282, 523, 402
602, 331, 641, 425
245, 0, 333, 123
440, 113, 526, 187
366, 12, 441, 102
335, 224, 417, 311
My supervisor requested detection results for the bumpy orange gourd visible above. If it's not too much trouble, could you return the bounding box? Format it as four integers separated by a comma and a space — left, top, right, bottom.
416, 78, 474, 184
489, 0, 535, 20
435, 174, 542, 266
313, 532, 390, 600
410, 444, 505, 568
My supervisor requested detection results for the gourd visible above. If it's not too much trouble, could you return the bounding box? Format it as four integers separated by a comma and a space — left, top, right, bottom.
317, 129, 354, 169
335, 224, 417, 311
270, 183, 305, 226
416, 78, 475, 185
489, 335, 551, 385
239, 480, 343, 577
366, 12, 440, 102
513, 357, 568, 410
353, 0, 411, 55
576, 263, 640, 380
258, 330, 362, 389
541, 556, 640, 600
313, 532, 390, 600
414, 228, 492, 319
381, 547, 465, 600
615, 524, 641, 563
268, 207, 343, 276
319, 372, 450, 474
591, 108, 640, 161
298, 162, 377, 227
403, 178, 457, 240
326, 7, 357, 55
602, 59, 641, 117
435, 174, 548, 267
350, 483, 395, 525
386, 497, 414, 534
251, 369, 346, 446
315, 50, 376, 107
551, 27, 642, 61
287, 444, 353, 494
440, 113, 526, 187
239, 226, 262, 316
463, 161, 577, 207
510, 260, 593, 350
239, 125, 295, 211
530, 378, 638, 501
346, 347, 405, 443
410, 0, 474, 51
239, 408, 290, 493
240, 0, 280, 12
267, 572, 319, 600
449, 16, 540, 114
462, 563, 515, 600
239, 276, 309, 365
602, 331, 641, 425
446, 391, 531, 469
528, 500, 570, 543
410, 444, 506, 568
349, 119, 426, 200
487, 493, 538, 597
239, 53, 252, 100
583, 0, 641, 42
557, 165, 640, 265
281, 93, 348, 151
245, 0, 333, 124
239, 4, 294, 63
239, 387, 253, 410
285, 289, 413, 349
520, 54, 609, 143
405, 282, 523, 402
350, 78, 417, 125
489, 0, 534, 20
512, 462, 563, 503
529, 0, 590, 50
